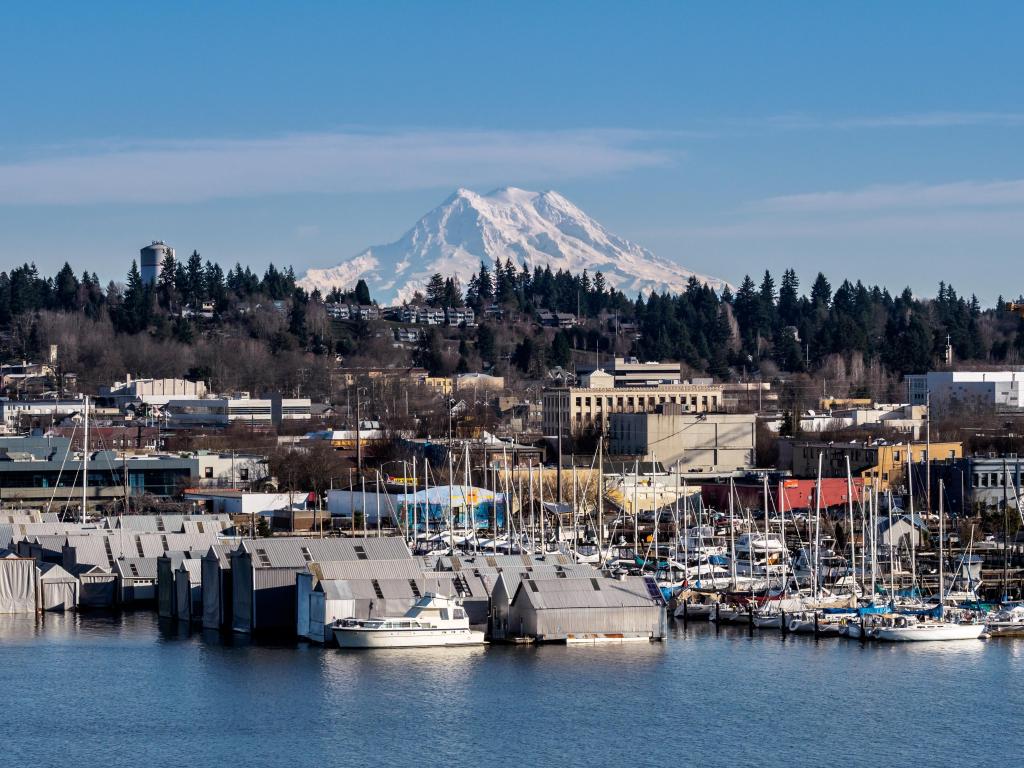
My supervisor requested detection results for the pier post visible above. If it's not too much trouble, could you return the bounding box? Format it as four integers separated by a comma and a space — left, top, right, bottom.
682, 601, 688, 624
859, 616, 866, 645
813, 611, 819, 638
781, 610, 787, 636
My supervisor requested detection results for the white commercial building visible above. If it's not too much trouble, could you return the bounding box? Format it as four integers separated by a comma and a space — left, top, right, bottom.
905, 371, 1024, 412
162, 395, 311, 429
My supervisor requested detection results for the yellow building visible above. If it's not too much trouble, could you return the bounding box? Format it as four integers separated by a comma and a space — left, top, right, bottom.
786, 439, 962, 492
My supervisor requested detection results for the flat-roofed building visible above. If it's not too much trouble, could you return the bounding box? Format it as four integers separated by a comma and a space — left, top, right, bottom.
610, 409, 756, 472
542, 381, 724, 436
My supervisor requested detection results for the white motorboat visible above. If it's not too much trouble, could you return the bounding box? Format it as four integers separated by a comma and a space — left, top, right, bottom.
333, 594, 486, 649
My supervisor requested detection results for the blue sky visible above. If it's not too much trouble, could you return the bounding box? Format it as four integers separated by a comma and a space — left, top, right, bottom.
1, 2, 1021, 302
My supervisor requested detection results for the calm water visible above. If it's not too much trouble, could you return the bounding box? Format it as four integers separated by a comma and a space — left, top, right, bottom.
2, 612, 1022, 768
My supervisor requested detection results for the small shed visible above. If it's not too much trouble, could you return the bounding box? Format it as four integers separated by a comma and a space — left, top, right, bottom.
0, 555, 37, 614
505, 575, 666, 643
174, 560, 204, 622
37, 562, 79, 612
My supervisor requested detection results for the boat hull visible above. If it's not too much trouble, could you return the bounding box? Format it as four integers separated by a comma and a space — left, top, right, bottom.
874, 623, 985, 642
334, 628, 486, 649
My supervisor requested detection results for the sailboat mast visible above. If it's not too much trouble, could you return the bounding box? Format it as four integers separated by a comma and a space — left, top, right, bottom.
938, 478, 945, 609
907, 445, 917, 593
846, 456, 855, 594
814, 452, 823, 601
81, 395, 89, 524
597, 435, 604, 564
729, 478, 737, 588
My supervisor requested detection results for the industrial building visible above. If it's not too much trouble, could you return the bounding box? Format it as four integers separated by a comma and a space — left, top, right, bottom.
100, 375, 207, 410
609, 408, 756, 473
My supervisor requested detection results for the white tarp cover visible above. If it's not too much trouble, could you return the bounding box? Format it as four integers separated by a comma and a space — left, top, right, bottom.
39, 565, 78, 611
0, 558, 36, 613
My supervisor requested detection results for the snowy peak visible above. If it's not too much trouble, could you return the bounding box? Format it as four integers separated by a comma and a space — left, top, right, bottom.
299, 187, 729, 304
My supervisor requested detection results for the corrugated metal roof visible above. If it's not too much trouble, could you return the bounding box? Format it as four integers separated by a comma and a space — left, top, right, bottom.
513, 575, 660, 610
114, 557, 159, 579
175, 559, 203, 582
237, 536, 412, 568
434, 552, 574, 571
311, 558, 422, 581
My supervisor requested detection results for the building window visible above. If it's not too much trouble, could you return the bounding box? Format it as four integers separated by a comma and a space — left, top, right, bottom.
204, 467, 214, 479
240, 468, 249, 481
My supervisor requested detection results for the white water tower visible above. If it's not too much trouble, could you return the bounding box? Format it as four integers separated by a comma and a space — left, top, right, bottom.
140, 241, 174, 285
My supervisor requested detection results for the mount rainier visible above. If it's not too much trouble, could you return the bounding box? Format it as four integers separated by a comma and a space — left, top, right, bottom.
298, 187, 729, 305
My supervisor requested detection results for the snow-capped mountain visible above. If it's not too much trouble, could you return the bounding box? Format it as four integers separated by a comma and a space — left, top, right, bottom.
299, 187, 729, 305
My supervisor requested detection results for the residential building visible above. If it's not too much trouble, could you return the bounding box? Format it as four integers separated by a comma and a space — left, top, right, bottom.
542, 379, 724, 436
610, 408, 756, 472
0, 398, 85, 431
325, 303, 351, 320
906, 370, 1024, 412
445, 307, 476, 326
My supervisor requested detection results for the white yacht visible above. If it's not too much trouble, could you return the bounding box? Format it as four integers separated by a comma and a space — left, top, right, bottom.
333, 594, 486, 649
873, 615, 986, 642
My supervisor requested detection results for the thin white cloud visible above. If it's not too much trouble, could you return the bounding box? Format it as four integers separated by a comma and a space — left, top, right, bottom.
755, 179, 1024, 213
0, 129, 672, 205
716, 111, 1024, 132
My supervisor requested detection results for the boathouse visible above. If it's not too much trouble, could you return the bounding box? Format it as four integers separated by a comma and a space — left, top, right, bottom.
231, 536, 412, 634
504, 575, 667, 643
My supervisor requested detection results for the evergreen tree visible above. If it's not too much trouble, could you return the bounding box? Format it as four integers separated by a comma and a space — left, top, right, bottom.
425, 273, 446, 307
53, 263, 80, 311
810, 272, 832, 308
354, 279, 371, 305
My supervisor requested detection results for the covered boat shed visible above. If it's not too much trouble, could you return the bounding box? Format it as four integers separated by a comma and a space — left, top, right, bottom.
231, 536, 412, 635
505, 575, 667, 643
